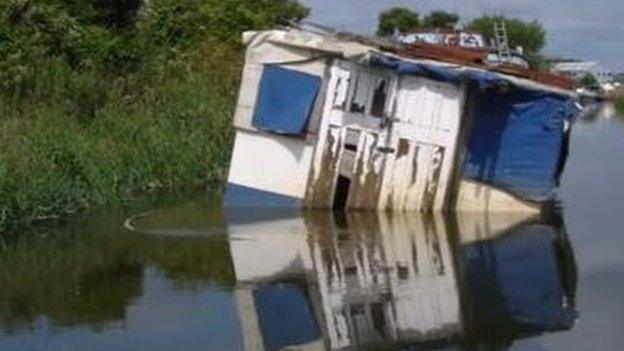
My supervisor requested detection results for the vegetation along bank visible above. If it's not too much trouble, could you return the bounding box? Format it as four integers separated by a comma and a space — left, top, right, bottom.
0, 0, 308, 233
615, 89, 624, 116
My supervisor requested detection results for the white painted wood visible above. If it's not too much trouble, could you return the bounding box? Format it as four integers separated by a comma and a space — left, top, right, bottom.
308, 62, 465, 211
379, 76, 464, 211
455, 179, 542, 213
308, 64, 346, 185
228, 130, 315, 199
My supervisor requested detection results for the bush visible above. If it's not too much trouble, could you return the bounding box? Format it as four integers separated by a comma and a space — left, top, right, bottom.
376, 7, 420, 37
579, 73, 599, 88
423, 11, 459, 29
0, 0, 309, 232
467, 15, 546, 54
0, 43, 240, 230
138, 0, 308, 45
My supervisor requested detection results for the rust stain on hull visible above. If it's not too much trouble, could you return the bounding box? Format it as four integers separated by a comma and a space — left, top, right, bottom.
306, 128, 341, 208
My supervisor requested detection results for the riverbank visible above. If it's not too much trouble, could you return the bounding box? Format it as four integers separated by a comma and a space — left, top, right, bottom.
614, 88, 624, 116
0, 45, 240, 232
0, 0, 308, 233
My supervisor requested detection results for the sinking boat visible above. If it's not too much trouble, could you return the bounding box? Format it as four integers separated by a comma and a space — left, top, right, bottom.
225, 27, 580, 213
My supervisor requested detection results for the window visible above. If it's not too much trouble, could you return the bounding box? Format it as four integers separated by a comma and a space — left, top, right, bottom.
346, 69, 391, 118
332, 72, 350, 109
252, 65, 321, 136
370, 77, 389, 118
349, 71, 372, 113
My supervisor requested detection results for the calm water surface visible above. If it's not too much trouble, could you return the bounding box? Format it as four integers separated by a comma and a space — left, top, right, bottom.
1, 105, 623, 351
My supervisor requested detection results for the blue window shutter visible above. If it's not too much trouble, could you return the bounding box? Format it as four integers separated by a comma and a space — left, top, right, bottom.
252, 65, 322, 136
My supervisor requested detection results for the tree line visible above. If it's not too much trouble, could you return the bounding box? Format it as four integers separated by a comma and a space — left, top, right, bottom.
376, 7, 546, 54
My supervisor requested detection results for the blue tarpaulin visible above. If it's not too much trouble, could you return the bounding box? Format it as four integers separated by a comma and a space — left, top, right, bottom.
370, 53, 508, 90
369, 53, 580, 200
463, 92, 579, 200
252, 65, 321, 136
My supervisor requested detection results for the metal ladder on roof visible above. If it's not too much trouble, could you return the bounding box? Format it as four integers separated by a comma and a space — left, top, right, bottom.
494, 20, 512, 64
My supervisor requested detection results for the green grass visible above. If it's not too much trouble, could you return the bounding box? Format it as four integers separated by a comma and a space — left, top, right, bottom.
0, 42, 242, 233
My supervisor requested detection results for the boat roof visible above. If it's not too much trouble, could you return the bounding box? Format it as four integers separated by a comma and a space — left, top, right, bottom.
394, 42, 574, 91
243, 25, 575, 97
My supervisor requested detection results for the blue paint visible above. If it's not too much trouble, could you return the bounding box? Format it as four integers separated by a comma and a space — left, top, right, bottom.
224, 183, 301, 224
224, 183, 301, 208
252, 65, 321, 136
253, 283, 321, 350
370, 53, 507, 90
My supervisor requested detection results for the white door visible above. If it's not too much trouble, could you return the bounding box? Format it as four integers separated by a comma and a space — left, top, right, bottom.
307, 62, 464, 211
380, 76, 464, 211
307, 62, 397, 209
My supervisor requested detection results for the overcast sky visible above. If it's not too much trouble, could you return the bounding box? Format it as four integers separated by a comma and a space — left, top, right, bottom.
301, 0, 623, 71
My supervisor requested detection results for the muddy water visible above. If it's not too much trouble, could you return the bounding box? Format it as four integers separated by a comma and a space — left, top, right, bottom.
0, 105, 623, 351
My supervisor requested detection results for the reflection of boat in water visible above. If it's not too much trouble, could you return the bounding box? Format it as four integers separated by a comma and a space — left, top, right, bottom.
455, 213, 578, 349
579, 102, 617, 122
228, 211, 578, 350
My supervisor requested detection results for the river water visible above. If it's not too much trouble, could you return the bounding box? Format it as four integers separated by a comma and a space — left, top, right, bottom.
1, 105, 623, 351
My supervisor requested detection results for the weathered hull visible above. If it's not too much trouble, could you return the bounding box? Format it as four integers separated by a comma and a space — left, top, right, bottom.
455, 180, 543, 213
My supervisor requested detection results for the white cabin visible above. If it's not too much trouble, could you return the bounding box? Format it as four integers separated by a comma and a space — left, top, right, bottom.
226, 28, 579, 213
